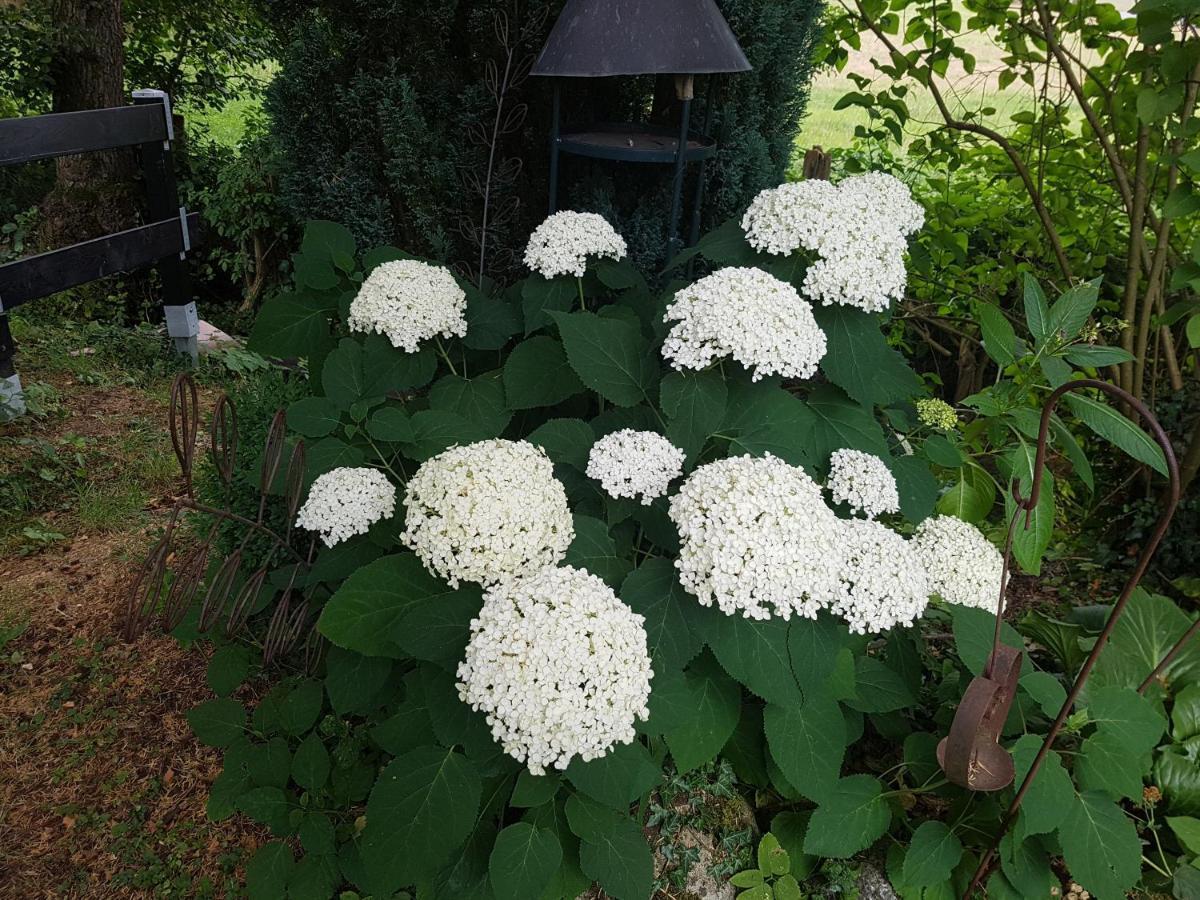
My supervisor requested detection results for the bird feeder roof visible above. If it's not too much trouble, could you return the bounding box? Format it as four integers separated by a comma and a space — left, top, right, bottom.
532, 0, 751, 77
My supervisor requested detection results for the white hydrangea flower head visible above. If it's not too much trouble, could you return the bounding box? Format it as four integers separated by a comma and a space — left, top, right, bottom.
586, 429, 685, 505
661, 267, 827, 382
740, 173, 924, 313
833, 518, 931, 634
347, 259, 467, 353
912, 514, 1006, 611
669, 454, 847, 620
827, 448, 901, 519
456, 565, 653, 775
523, 210, 628, 279
295, 467, 396, 547
402, 439, 574, 587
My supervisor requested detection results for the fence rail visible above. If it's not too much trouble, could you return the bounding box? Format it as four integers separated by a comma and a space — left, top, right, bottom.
0, 90, 201, 418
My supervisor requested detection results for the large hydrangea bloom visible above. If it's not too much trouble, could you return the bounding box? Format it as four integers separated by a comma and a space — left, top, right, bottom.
456, 565, 653, 775
740, 172, 924, 313
661, 267, 827, 382
347, 259, 467, 352
912, 514, 1006, 611
402, 439, 573, 587
833, 518, 931, 634
295, 467, 396, 547
669, 454, 847, 620
523, 211, 628, 279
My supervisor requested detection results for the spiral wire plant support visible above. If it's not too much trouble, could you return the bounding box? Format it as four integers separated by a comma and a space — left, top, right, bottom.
121, 373, 323, 671
935, 379, 1191, 897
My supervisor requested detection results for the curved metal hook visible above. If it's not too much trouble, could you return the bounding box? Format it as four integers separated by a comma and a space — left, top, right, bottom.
964, 379, 1182, 897
169, 374, 199, 497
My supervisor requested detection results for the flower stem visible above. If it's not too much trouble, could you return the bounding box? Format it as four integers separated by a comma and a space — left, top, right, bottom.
577, 277, 586, 311
435, 336, 459, 376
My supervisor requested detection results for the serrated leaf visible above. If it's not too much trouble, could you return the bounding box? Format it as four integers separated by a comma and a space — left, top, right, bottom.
393, 586, 481, 667
845, 656, 915, 712
247, 293, 334, 360
564, 796, 654, 900
207, 644, 251, 697
245, 842, 294, 900
522, 276, 577, 335
187, 698, 245, 748
318, 553, 466, 657
723, 379, 816, 467
566, 741, 661, 809
1074, 732, 1145, 800
803, 384, 891, 462
527, 418, 595, 470
360, 333, 437, 396
511, 770, 561, 808
489, 822, 562, 900
504, 336, 585, 409
802, 775, 891, 858
367, 406, 413, 442
764, 693, 846, 802
787, 612, 847, 691
1010, 734, 1072, 839
619, 559, 704, 670
287, 397, 341, 438
292, 732, 331, 792
1087, 684, 1166, 754
429, 373, 511, 436
813, 305, 920, 406
664, 653, 741, 773
660, 369, 727, 461
324, 644, 391, 715
322, 339, 366, 410
1059, 791, 1142, 899
891, 454, 938, 523
566, 514, 632, 588
361, 746, 482, 893
550, 310, 658, 407
703, 614, 804, 708
951, 604, 1025, 677
902, 821, 963, 888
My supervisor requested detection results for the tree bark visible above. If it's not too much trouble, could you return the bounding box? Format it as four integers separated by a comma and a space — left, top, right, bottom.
39, 0, 136, 248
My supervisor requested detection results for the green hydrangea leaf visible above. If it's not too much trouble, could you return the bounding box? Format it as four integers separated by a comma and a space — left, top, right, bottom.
802, 775, 891, 858
764, 693, 846, 803
550, 310, 658, 407
664, 653, 741, 773
504, 336, 586, 409
360, 746, 482, 893
619, 559, 704, 671
489, 822, 563, 900
566, 740, 661, 810
1059, 791, 1141, 899
902, 821, 963, 888
187, 698, 245, 748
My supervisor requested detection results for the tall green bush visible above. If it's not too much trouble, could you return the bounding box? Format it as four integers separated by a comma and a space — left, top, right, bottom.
265, 0, 823, 280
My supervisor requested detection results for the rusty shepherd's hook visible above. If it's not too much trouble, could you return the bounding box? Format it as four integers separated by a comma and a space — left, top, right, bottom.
949, 379, 1183, 897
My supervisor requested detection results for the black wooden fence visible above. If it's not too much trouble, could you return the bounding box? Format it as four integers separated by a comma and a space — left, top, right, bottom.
0, 90, 202, 416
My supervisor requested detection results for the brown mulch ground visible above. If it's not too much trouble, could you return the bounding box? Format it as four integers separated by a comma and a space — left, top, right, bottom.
0, 377, 266, 899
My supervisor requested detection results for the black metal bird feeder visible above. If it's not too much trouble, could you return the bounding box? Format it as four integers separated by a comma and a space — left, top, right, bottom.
533, 0, 751, 258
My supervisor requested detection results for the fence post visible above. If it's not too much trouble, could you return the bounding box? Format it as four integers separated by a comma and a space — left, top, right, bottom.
0, 313, 23, 419
132, 89, 199, 362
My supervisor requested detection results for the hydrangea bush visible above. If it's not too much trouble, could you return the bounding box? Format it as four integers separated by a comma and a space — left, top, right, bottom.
189, 188, 1192, 900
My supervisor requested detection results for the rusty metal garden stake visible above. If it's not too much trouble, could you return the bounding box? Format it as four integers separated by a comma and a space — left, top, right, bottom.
121, 374, 321, 668
939, 380, 1185, 897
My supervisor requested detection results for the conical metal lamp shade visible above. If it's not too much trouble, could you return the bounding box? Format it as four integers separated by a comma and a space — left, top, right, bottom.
532, 0, 751, 77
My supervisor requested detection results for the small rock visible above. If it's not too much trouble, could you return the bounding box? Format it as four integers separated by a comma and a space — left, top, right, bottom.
857, 861, 900, 900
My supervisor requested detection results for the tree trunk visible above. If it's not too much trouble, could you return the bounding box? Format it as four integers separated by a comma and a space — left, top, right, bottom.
39, 0, 136, 248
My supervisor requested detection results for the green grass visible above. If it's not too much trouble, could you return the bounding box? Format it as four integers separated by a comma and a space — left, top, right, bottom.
181, 61, 278, 150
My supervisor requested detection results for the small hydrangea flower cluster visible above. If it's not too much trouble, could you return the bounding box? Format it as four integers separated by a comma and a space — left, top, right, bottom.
456, 565, 653, 775
827, 449, 900, 519
833, 519, 931, 634
669, 454, 847, 620
916, 397, 959, 431
402, 439, 574, 587
912, 514, 1006, 611
523, 211, 628, 279
295, 467, 396, 547
661, 267, 827, 381
740, 173, 924, 313
586, 429, 685, 504
347, 259, 467, 353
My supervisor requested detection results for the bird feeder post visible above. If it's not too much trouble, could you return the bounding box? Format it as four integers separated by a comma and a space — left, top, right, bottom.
532, 0, 751, 262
